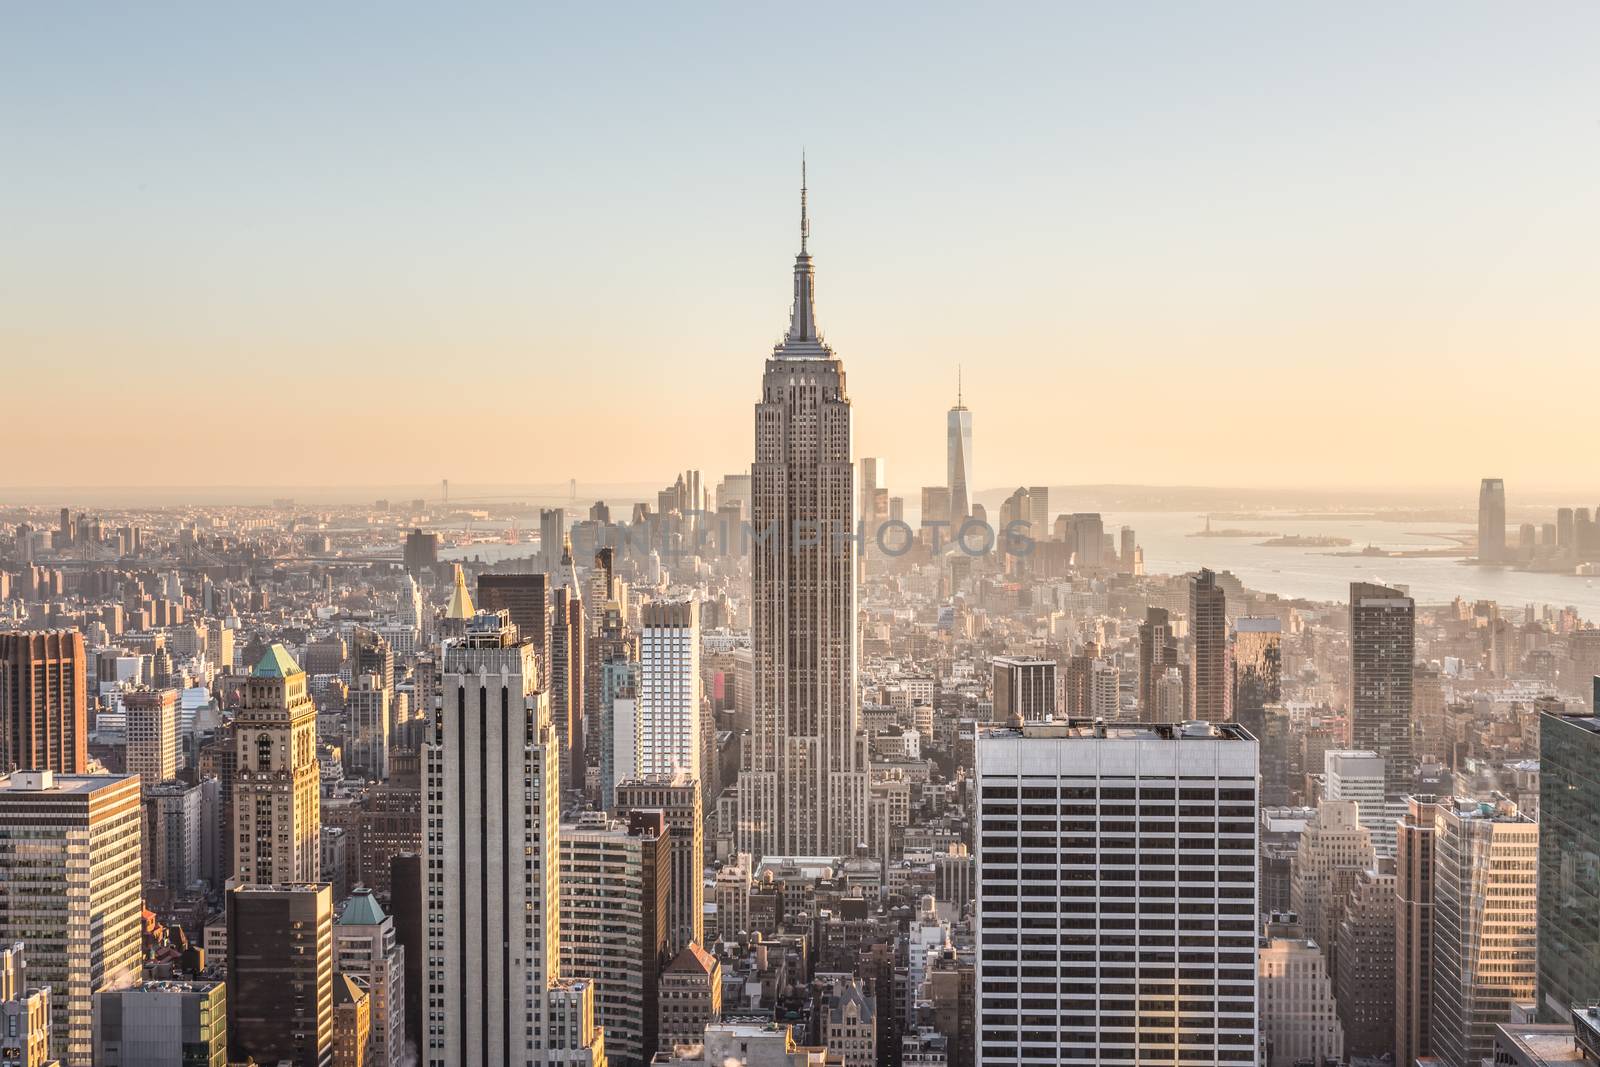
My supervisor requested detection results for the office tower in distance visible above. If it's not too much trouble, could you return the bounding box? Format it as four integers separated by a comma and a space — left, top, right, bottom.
737, 172, 867, 860
228, 883, 333, 1067
540, 508, 566, 570
989, 657, 1057, 723
947, 380, 973, 524
1537, 712, 1600, 1022
858, 457, 887, 578
335, 889, 405, 1067
1323, 749, 1396, 856
476, 572, 549, 684
233, 645, 321, 884
1289, 799, 1374, 964
1258, 915, 1345, 1067
973, 720, 1258, 1065
1027, 486, 1049, 537
123, 686, 179, 785
1349, 582, 1416, 798
1137, 607, 1180, 719
0, 770, 141, 1067
402, 529, 439, 575
594, 601, 639, 810
638, 599, 700, 780
347, 672, 391, 781
1479, 477, 1507, 561
1189, 568, 1230, 722
1395, 796, 1438, 1067
550, 584, 586, 790
920, 486, 951, 537
1429, 798, 1538, 1067
1064, 513, 1105, 569
93, 980, 229, 1067
1119, 525, 1137, 573
142, 778, 203, 891
616, 773, 705, 954
424, 611, 604, 1067
559, 809, 670, 1067
1, 629, 87, 773
1230, 617, 1282, 736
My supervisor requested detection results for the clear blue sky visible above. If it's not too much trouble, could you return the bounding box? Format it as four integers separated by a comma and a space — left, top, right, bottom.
6, 4, 1599, 494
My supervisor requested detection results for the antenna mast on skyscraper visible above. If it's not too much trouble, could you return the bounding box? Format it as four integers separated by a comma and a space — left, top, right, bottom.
800, 151, 809, 252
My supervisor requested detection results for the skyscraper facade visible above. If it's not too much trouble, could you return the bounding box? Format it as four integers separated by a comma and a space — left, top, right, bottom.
1537, 711, 1600, 1022
0, 770, 143, 1067
1478, 477, 1507, 562
947, 390, 973, 525
1230, 616, 1282, 737
227, 883, 334, 1067
0, 629, 87, 773
1429, 798, 1538, 1067
989, 657, 1057, 723
737, 171, 867, 860
973, 720, 1259, 1065
638, 598, 700, 781
233, 645, 322, 884
615, 773, 704, 955
549, 584, 586, 790
1349, 582, 1415, 798
1189, 568, 1230, 722
1137, 607, 1180, 720
123, 686, 179, 785
1395, 796, 1437, 1067
423, 611, 603, 1067
476, 572, 549, 685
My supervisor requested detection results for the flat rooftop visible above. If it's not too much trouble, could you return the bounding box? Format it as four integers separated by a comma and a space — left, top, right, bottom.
980, 720, 1253, 742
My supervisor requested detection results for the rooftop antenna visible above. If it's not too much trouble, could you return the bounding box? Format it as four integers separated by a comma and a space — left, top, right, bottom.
800, 151, 809, 253
957, 364, 962, 408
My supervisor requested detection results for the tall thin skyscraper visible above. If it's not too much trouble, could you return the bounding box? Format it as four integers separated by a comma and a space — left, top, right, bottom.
549, 584, 586, 791
973, 720, 1258, 1064
1478, 478, 1506, 562
1536, 711, 1600, 1021
1137, 607, 1180, 720
947, 374, 973, 524
423, 611, 603, 1067
638, 599, 700, 781
233, 645, 321, 884
476, 572, 550, 685
1349, 582, 1415, 798
737, 166, 867, 859
1395, 796, 1437, 1067
0, 629, 87, 773
0, 770, 142, 1066
1189, 568, 1229, 722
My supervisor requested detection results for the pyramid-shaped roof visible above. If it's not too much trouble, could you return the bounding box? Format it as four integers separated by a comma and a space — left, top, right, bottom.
252, 643, 302, 678
338, 889, 387, 927
664, 942, 718, 975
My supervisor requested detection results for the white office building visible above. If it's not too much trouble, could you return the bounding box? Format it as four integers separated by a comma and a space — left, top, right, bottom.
638, 598, 701, 782
1322, 749, 1398, 857
974, 720, 1259, 1066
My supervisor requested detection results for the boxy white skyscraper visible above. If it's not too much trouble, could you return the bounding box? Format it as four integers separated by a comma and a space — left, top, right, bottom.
974, 720, 1259, 1065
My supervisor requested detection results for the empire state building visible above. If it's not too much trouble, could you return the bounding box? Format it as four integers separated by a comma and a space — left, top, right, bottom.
736, 166, 867, 860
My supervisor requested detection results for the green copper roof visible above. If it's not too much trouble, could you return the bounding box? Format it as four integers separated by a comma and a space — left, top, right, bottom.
338, 889, 387, 926
252, 643, 302, 679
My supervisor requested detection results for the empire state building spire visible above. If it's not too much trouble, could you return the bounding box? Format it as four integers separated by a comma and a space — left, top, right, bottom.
782, 157, 827, 353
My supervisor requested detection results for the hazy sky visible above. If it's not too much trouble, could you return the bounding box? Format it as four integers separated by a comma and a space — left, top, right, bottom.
6, 4, 1600, 497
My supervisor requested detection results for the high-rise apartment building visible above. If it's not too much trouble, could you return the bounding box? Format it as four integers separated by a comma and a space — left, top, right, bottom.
638, 599, 700, 781
1539, 712, 1600, 1022
1230, 617, 1282, 736
947, 388, 973, 525
1137, 607, 1180, 720
122, 687, 179, 785
423, 611, 604, 1067
737, 172, 867, 860
1395, 796, 1438, 1067
989, 657, 1056, 723
93, 980, 229, 1067
227, 883, 334, 1067
1, 629, 87, 773
616, 773, 705, 954
0, 771, 141, 1067
335, 889, 405, 1067
1189, 568, 1230, 722
559, 809, 670, 1067
1430, 798, 1538, 1067
233, 645, 321, 884
1334, 859, 1397, 1058
1479, 477, 1507, 562
973, 720, 1258, 1065
1349, 582, 1415, 797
